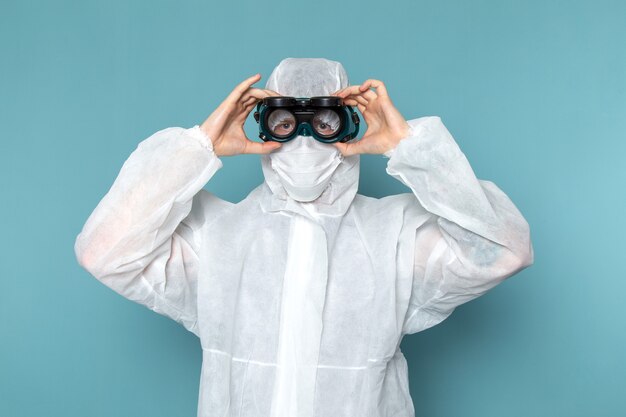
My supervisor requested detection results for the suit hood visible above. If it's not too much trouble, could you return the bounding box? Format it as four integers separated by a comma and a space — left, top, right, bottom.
259, 57, 360, 218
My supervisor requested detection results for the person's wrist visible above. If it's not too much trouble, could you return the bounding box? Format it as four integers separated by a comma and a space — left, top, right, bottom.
199, 122, 213, 144
379, 121, 410, 157
199, 122, 227, 156
188, 123, 219, 155
381, 122, 410, 155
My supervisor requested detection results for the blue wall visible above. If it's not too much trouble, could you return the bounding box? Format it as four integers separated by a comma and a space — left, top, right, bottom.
1, 1, 624, 416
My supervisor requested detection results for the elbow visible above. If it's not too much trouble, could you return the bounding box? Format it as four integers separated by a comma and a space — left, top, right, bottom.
514, 219, 534, 271
74, 233, 103, 278
481, 244, 533, 287
497, 212, 534, 277
501, 245, 533, 281
516, 241, 534, 271
483, 234, 534, 283
74, 242, 92, 275
504, 231, 534, 277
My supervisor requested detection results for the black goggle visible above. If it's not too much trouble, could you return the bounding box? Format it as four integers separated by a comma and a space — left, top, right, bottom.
253, 96, 360, 143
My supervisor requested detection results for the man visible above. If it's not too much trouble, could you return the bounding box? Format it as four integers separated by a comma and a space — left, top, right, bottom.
75, 57, 533, 417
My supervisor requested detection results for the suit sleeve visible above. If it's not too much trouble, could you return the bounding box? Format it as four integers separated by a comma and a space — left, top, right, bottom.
384, 116, 534, 335
74, 125, 227, 336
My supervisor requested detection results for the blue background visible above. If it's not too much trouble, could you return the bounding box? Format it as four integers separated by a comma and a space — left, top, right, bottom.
2, 0, 625, 416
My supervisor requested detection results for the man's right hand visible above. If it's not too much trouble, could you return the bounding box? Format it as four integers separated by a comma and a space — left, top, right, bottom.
200, 73, 282, 156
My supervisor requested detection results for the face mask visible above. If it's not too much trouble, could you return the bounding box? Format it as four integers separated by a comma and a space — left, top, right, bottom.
269, 136, 344, 202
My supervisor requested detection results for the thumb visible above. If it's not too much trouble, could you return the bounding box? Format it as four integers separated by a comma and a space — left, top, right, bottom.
243, 140, 282, 155
333, 140, 361, 157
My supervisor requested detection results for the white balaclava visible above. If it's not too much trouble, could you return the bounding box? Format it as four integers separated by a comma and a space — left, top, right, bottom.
262, 58, 354, 203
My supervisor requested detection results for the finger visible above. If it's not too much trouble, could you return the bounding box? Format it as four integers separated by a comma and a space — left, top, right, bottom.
228, 73, 262, 101
331, 86, 349, 95
360, 89, 377, 101
230, 98, 258, 123
241, 87, 274, 102
352, 95, 369, 106
234, 100, 257, 121
236, 99, 262, 121
340, 93, 368, 104
238, 91, 270, 110
340, 98, 366, 114
341, 98, 359, 107
344, 96, 369, 111
235, 101, 258, 120
347, 84, 377, 101
338, 86, 376, 103
359, 79, 388, 96
333, 140, 362, 157
340, 95, 367, 105
264, 89, 281, 96
243, 139, 282, 155
333, 141, 349, 156
336, 85, 364, 98
241, 96, 258, 108
240, 94, 265, 110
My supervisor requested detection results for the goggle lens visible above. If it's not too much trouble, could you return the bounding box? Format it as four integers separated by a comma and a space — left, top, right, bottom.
267, 109, 297, 137
312, 109, 341, 138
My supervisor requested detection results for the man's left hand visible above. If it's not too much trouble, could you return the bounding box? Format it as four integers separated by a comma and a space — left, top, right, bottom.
331, 79, 410, 156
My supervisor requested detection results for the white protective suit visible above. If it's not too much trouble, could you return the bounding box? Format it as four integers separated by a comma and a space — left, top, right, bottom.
74, 57, 534, 417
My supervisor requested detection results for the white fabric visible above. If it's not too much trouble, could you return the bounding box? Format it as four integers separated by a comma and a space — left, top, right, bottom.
74, 57, 534, 417
270, 214, 328, 417
264, 58, 351, 203
268, 135, 344, 202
